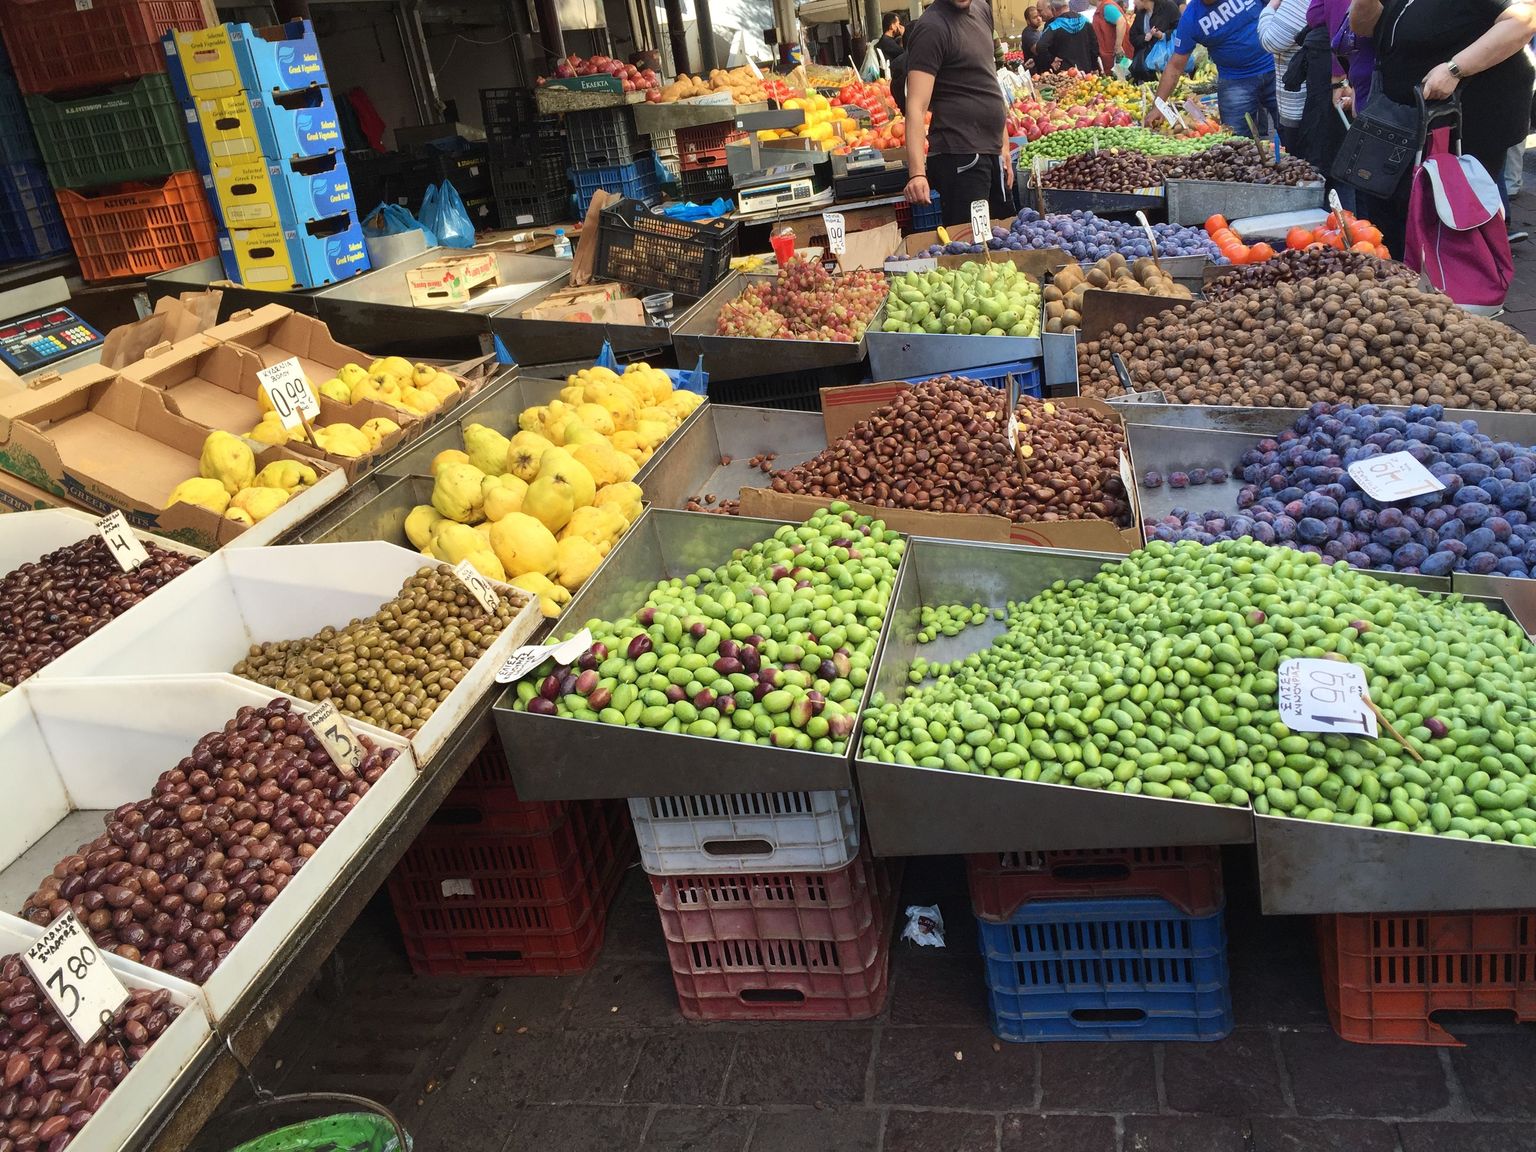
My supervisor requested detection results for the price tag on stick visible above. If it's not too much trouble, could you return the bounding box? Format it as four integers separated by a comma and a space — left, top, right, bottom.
1154, 96, 1187, 130
256, 357, 320, 436
1346, 452, 1445, 502
96, 510, 149, 572
497, 628, 595, 684
24, 912, 129, 1046
822, 212, 846, 256
452, 559, 501, 612
970, 200, 992, 249
305, 699, 364, 773
1277, 659, 1379, 737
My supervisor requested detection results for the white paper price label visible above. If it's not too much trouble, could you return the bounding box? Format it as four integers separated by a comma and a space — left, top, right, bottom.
497, 628, 595, 684
256, 357, 320, 431
1153, 96, 1187, 130
23, 912, 129, 1046
452, 559, 501, 612
96, 510, 149, 572
1347, 452, 1445, 502
1277, 659, 1378, 737
305, 699, 364, 772
1135, 210, 1160, 258
1328, 188, 1347, 219
970, 200, 991, 244
823, 212, 846, 255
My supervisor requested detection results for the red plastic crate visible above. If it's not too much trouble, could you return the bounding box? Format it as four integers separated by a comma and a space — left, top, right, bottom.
0, 0, 208, 94
388, 799, 634, 977
676, 123, 746, 171
661, 852, 897, 1021
433, 730, 570, 835
967, 847, 1224, 920
56, 171, 218, 282
1317, 911, 1536, 1046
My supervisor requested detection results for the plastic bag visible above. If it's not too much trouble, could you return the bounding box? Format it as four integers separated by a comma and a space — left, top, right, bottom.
902, 905, 946, 948
363, 202, 436, 247
420, 181, 475, 248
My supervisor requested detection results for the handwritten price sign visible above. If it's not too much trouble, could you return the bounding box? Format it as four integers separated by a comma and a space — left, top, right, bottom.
23, 912, 129, 1045
1277, 659, 1378, 737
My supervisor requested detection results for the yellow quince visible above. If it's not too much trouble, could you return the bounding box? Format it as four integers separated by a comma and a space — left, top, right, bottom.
431, 461, 487, 523
164, 477, 231, 515
200, 430, 256, 495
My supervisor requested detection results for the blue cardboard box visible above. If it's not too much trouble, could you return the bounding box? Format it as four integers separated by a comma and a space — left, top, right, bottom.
220, 209, 369, 290
208, 152, 355, 232
194, 85, 342, 165
164, 21, 326, 101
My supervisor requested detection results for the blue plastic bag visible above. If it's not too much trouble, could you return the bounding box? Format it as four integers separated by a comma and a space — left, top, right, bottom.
1145, 37, 1174, 74
364, 202, 436, 247
420, 181, 475, 248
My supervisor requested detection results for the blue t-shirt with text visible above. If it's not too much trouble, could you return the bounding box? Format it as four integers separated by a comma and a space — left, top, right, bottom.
1171, 0, 1274, 80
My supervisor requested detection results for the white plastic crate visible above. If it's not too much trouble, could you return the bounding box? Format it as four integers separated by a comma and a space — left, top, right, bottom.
629, 789, 860, 875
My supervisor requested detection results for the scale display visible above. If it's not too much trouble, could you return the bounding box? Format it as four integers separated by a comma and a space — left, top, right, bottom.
0, 307, 104, 373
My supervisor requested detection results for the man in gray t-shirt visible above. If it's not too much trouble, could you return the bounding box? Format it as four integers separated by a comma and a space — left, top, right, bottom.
903, 0, 1014, 226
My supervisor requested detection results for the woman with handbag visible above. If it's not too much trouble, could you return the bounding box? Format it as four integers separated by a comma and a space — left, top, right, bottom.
1350, 0, 1536, 254
1128, 0, 1181, 80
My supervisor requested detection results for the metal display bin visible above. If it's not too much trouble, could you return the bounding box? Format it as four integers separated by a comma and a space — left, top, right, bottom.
854, 537, 1256, 856
493, 508, 883, 799
313, 247, 568, 360
144, 257, 327, 316
865, 305, 1043, 382
487, 278, 677, 367
669, 272, 869, 383
369, 374, 565, 480
633, 404, 829, 511
1165, 180, 1326, 227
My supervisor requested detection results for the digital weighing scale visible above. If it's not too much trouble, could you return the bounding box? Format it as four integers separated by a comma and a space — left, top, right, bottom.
833, 146, 908, 200
735, 162, 834, 216
0, 278, 105, 380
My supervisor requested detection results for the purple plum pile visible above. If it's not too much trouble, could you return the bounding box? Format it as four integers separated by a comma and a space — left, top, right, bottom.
921, 208, 1224, 263
1144, 403, 1536, 578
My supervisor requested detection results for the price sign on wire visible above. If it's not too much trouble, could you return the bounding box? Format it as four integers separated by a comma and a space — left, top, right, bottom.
23, 912, 129, 1046
1135, 210, 1160, 260
305, 699, 364, 773
497, 628, 595, 684
1153, 96, 1188, 130
823, 212, 847, 256
1277, 659, 1379, 737
970, 200, 991, 245
1347, 452, 1445, 503
96, 510, 149, 572
256, 357, 320, 432
452, 559, 501, 612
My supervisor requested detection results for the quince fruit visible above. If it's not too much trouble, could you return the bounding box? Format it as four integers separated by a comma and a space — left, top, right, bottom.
225, 507, 254, 526
464, 424, 512, 475
510, 571, 570, 618
319, 377, 352, 404
431, 521, 485, 564
561, 504, 628, 555
462, 549, 507, 582
253, 460, 317, 493
404, 504, 444, 550
575, 403, 615, 436
489, 513, 558, 578
229, 485, 291, 522
553, 536, 603, 591
200, 430, 256, 495
432, 449, 470, 476
423, 371, 461, 405
338, 363, 370, 390
571, 441, 634, 488
431, 461, 487, 523
314, 423, 372, 458
165, 477, 231, 515
507, 431, 554, 482
360, 417, 402, 450
249, 413, 293, 447
483, 475, 529, 521
592, 481, 643, 524
537, 448, 595, 509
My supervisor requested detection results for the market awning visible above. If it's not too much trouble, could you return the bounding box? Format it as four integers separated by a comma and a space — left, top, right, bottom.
797, 0, 921, 27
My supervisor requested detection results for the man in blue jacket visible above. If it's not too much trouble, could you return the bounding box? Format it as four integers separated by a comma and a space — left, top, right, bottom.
1145, 0, 1278, 136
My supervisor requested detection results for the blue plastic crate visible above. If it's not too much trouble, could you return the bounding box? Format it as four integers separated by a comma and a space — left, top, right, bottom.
910, 191, 942, 233
0, 162, 69, 262
569, 154, 661, 216
902, 359, 1041, 397
0, 50, 39, 166
980, 896, 1232, 1043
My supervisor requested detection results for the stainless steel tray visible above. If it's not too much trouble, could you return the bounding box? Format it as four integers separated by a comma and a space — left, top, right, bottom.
635, 404, 828, 511
370, 374, 565, 480
854, 537, 1256, 855
492, 508, 881, 799
487, 279, 676, 367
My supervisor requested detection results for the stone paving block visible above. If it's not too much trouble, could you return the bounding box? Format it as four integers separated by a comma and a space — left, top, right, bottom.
511, 1103, 651, 1149
1249, 1117, 1399, 1152
1398, 1122, 1536, 1152
1446, 1032, 1536, 1118
568, 957, 685, 1027
1000, 1113, 1118, 1151
525, 1029, 647, 1104
874, 1026, 1037, 1109
1162, 1030, 1287, 1115
625, 1033, 741, 1105
1123, 1115, 1246, 1152
641, 1107, 755, 1151
747, 1108, 882, 1152
887, 952, 991, 1028
1038, 1043, 1159, 1112
1279, 1032, 1450, 1117
723, 1030, 876, 1106
883, 1109, 999, 1152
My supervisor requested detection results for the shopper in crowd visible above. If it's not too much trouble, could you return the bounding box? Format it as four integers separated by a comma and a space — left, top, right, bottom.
877, 12, 907, 64
1147, 0, 1279, 136
1128, 0, 1182, 80
1293, 0, 1358, 207
1020, 6, 1047, 64
1258, 0, 1311, 152
1035, 0, 1102, 71
1092, 0, 1131, 72
903, 0, 1015, 225
1351, 0, 1536, 254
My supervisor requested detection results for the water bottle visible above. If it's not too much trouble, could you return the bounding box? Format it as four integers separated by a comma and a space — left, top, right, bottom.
552, 228, 572, 259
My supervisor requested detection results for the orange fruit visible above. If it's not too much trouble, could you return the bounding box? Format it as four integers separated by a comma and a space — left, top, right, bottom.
1285, 227, 1315, 250
1230, 244, 1253, 264
1205, 214, 1229, 235
1351, 240, 1378, 254
1248, 242, 1277, 262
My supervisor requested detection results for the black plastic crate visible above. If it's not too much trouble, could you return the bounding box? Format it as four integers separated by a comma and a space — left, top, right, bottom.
463, 193, 498, 230
482, 87, 561, 146
596, 197, 736, 298
493, 151, 567, 202
497, 189, 569, 228
680, 163, 734, 204
706, 363, 866, 411
565, 106, 650, 168
425, 145, 492, 199
347, 149, 434, 211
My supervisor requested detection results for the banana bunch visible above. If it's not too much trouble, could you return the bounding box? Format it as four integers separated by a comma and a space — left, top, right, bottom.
163, 431, 319, 527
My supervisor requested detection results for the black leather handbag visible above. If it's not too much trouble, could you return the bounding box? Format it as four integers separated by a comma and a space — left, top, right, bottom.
1332, 81, 1455, 198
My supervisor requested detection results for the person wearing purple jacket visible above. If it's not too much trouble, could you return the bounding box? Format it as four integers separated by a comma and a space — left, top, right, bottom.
1293, 0, 1361, 192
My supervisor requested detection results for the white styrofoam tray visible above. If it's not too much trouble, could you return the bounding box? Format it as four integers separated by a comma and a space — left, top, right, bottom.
0, 915, 211, 1152
0, 674, 416, 1025
31, 540, 541, 766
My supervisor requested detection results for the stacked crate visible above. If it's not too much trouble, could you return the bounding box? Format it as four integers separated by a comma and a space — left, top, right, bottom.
674, 122, 745, 205
483, 88, 569, 228
387, 731, 635, 976
634, 790, 894, 1020
0, 0, 215, 277
163, 20, 369, 290
966, 847, 1233, 1042
565, 106, 659, 215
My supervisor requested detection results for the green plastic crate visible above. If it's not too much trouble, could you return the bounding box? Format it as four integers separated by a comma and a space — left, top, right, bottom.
25, 74, 192, 189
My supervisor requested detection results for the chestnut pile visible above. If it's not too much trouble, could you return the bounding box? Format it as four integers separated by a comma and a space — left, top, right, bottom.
21, 699, 399, 984
0, 537, 197, 686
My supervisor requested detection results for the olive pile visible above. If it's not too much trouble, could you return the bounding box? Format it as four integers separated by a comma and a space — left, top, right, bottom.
233, 565, 521, 735
769, 378, 1130, 526
1077, 273, 1536, 410
1204, 249, 1419, 301
0, 537, 197, 685
21, 699, 400, 982
0, 964, 180, 1149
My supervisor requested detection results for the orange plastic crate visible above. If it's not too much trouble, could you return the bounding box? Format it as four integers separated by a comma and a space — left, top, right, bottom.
1317, 911, 1536, 1045
56, 172, 218, 282
0, 0, 208, 94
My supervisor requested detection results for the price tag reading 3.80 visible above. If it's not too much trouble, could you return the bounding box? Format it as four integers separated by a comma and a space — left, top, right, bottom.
23, 911, 129, 1046
305, 698, 364, 773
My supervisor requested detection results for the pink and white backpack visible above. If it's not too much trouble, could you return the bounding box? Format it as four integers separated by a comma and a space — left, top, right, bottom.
1405, 127, 1514, 314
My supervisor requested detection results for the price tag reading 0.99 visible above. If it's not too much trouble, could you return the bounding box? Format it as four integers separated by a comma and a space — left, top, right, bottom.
22, 912, 129, 1046
256, 357, 320, 431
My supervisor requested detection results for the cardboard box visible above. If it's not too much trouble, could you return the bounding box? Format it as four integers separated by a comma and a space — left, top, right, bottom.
738, 381, 1140, 552
193, 86, 343, 165
781, 201, 904, 251
208, 152, 355, 230
0, 470, 66, 514
164, 20, 327, 101
218, 210, 369, 291
0, 369, 345, 550
405, 252, 501, 308
518, 281, 645, 324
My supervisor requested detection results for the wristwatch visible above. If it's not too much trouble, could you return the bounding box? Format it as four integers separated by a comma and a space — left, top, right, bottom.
1447, 58, 1463, 78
